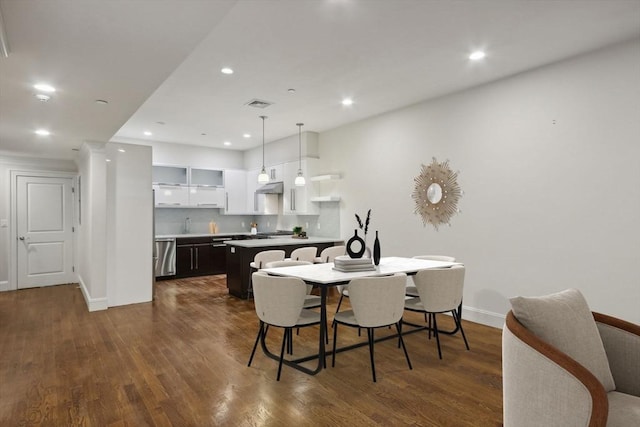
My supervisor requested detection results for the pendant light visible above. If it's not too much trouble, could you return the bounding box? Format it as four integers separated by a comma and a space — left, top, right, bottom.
294, 122, 306, 186
257, 115, 269, 184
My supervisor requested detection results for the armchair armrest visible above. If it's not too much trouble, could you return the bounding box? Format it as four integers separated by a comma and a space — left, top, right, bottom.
503, 311, 608, 427
594, 312, 640, 397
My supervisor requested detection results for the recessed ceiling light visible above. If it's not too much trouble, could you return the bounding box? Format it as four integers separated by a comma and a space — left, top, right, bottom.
221, 67, 234, 75
35, 129, 50, 136
35, 94, 51, 102
33, 83, 56, 93
95, 99, 108, 105
341, 98, 354, 106
118, 148, 126, 153
224, 141, 232, 146
469, 51, 486, 61
143, 131, 152, 136
106, 159, 111, 162
243, 133, 251, 138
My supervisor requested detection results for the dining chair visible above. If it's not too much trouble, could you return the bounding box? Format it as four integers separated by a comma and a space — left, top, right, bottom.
248, 271, 321, 381
406, 255, 456, 297
314, 245, 346, 263
263, 260, 320, 309
248, 250, 285, 298
404, 265, 469, 359
332, 273, 412, 382
286, 246, 318, 263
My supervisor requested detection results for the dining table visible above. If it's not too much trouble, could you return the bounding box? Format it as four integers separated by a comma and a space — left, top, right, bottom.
260, 256, 462, 376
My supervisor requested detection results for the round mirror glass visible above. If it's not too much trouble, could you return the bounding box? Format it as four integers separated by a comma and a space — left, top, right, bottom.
426, 183, 443, 204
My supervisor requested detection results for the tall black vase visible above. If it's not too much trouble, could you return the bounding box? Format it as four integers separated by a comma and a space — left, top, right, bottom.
373, 230, 381, 265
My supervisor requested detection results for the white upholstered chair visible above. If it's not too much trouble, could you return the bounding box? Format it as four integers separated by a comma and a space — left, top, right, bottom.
248, 250, 285, 298
286, 247, 318, 263
314, 245, 346, 263
332, 273, 412, 382
405, 255, 456, 297
263, 260, 319, 309
247, 271, 321, 381
404, 265, 468, 359
503, 288, 640, 426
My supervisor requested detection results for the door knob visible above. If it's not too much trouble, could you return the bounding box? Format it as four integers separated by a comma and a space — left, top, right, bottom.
19, 236, 25, 240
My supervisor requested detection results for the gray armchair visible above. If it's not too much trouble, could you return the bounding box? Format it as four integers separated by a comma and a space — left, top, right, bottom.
502, 289, 640, 426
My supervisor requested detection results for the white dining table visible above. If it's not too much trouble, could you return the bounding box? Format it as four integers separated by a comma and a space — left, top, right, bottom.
259, 256, 461, 375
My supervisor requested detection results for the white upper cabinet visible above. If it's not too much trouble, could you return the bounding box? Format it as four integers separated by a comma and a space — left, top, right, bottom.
154, 184, 189, 207
191, 168, 224, 187
223, 169, 247, 214
152, 165, 188, 185
188, 186, 225, 208
282, 159, 318, 215
267, 164, 284, 182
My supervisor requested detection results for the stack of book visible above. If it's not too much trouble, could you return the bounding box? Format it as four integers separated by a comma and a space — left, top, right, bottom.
332, 255, 376, 272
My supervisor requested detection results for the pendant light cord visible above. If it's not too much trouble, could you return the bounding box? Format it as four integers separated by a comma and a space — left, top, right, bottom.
297, 123, 303, 169
260, 115, 267, 168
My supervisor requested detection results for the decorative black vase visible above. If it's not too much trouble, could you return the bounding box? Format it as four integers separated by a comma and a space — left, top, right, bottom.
373, 230, 381, 265
346, 229, 366, 259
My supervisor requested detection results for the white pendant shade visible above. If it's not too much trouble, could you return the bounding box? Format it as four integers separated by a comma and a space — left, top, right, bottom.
258, 167, 269, 184
295, 170, 305, 186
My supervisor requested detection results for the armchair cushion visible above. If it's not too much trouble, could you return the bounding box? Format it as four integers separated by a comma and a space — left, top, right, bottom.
510, 288, 615, 392
607, 391, 640, 426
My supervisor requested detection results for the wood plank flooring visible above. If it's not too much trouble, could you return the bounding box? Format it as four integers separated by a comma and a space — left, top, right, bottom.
0, 276, 503, 426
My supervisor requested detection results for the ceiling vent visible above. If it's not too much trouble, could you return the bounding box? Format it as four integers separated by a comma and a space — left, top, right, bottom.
245, 98, 274, 109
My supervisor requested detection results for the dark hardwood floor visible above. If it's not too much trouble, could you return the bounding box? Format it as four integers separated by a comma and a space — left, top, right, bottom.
0, 276, 503, 426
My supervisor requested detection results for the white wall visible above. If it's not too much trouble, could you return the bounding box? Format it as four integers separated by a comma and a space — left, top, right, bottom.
75, 143, 108, 310
105, 142, 153, 306
244, 131, 319, 170
318, 39, 640, 326
0, 155, 76, 290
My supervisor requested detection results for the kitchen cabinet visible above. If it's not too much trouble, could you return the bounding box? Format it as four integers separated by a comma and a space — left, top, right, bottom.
282, 159, 318, 215
153, 184, 189, 207
176, 237, 226, 277
191, 168, 224, 187
223, 169, 247, 214
152, 165, 188, 185
188, 186, 225, 208
267, 164, 284, 182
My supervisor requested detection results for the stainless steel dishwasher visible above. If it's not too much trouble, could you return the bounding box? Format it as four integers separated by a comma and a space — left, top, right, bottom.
155, 238, 176, 277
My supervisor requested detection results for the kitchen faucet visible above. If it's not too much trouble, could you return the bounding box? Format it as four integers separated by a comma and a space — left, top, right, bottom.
184, 217, 191, 234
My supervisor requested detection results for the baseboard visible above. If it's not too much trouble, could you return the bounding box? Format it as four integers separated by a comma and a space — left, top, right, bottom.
0, 280, 9, 292
77, 276, 108, 312
461, 305, 505, 329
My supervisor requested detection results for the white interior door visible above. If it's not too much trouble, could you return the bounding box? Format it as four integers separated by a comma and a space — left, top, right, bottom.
17, 176, 75, 289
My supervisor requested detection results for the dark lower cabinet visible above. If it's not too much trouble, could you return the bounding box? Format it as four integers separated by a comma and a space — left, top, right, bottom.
176, 237, 226, 278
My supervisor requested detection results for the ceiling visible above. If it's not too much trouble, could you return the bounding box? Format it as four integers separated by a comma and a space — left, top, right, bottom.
1, 1, 639, 160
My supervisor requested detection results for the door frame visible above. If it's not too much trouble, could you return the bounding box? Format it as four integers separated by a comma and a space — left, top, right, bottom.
9, 170, 78, 291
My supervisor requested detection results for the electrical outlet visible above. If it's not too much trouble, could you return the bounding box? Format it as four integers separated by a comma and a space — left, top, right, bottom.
305, 222, 309, 229
317, 223, 321, 230
241, 222, 245, 228
0, 219, 7, 228
267, 221, 270, 227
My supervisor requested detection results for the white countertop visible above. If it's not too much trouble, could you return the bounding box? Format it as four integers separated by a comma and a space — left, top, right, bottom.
156, 232, 250, 239
224, 237, 343, 248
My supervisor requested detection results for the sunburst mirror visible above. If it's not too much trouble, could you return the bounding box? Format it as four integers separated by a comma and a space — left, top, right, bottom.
412, 157, 462, 230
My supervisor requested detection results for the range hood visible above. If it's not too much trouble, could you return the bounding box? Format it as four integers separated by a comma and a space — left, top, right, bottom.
255, 181, 283, 194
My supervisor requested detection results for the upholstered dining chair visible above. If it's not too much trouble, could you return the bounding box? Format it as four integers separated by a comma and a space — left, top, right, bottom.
332, 273, 412, 382
314, 245, 346, 263
247, 271, 321, 381
286, 246, 318, 263
404, 265, 469, 359
405, 255, 456, 297
248, 250, 285, 298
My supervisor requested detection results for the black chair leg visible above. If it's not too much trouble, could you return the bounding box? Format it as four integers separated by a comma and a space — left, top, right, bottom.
433, 313, 442, 359
248, 321, 263, 366
453, 310, 470, 350
332, 294, 345, 328
277, 328, 289, 381
428, 312, 432, 340
368, 328, 376, 382
396, 321, 412, 370
331, 322, 339, 367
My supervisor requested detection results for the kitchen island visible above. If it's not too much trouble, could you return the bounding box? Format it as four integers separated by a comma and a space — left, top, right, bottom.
224, 237, 344, 299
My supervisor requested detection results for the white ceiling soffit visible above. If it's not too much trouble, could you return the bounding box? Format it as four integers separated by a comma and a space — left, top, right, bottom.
1, 1, 639, 160
0, 0, 237, 159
